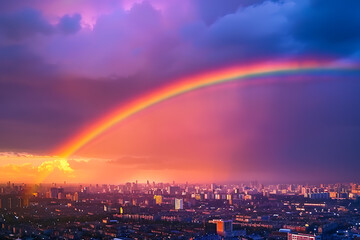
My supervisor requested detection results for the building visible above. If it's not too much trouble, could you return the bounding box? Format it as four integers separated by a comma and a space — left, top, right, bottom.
287, 233, 321, 240
154, 195, 162, 205
0, 195, 26, 209
50, 187, 64, 199
169, 186, 181, 195
175, 198, 183, 210
211, 220, 233, 237
73, 192, 79, 201
308, 192, 329, 199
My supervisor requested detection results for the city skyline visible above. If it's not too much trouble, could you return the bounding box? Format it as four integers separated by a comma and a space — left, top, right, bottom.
1, 179, 359, 239
1, 0, 360, 184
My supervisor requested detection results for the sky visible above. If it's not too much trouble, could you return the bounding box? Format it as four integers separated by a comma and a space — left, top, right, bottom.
0, 0, 360, 184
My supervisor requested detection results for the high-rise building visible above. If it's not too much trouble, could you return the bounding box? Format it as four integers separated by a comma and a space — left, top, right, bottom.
154, 195, 162, 205
73, 192, 79, 201
8, 197, 12, 209
211, 219, 233, 237
169, 186, 181, 195
175, 198, 183, 210
308, 192, 330, 199
50, 187, 64, 199
287, 233, 321, 240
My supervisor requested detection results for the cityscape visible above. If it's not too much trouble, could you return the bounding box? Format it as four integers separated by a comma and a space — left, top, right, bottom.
1, 0, 360, 239
0, 181, 360, 239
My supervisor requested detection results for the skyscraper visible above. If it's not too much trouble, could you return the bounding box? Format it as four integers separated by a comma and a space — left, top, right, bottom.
175, 198, 183, 210
154, 195, 162, 205
211, 219, 233, 237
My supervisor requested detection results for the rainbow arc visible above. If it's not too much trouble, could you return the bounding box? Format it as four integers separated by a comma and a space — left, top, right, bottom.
55, 61, 359, 159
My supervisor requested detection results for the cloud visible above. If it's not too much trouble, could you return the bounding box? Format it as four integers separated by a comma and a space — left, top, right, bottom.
0, 8, 82, 41
37, 158, 73, 173
1, 0, 359, 80
0, 152, 73, 182
0, 8, 53, 41
57, 14, 82, 35
193, 0, 267, 24
204, 1, 296, 59
290, 0, 360, 55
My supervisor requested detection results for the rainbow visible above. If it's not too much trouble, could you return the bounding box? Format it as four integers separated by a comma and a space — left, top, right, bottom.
56, 61, 359, 158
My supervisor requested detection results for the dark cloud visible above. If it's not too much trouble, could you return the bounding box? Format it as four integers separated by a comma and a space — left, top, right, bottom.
194, 0, 269, 24
0, 8, 81, 41
0, 8, 53, 40
204, 1, 294, 60
194, 0, 360, 62
290, 0, 360, 56
57, 14, 82, 35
